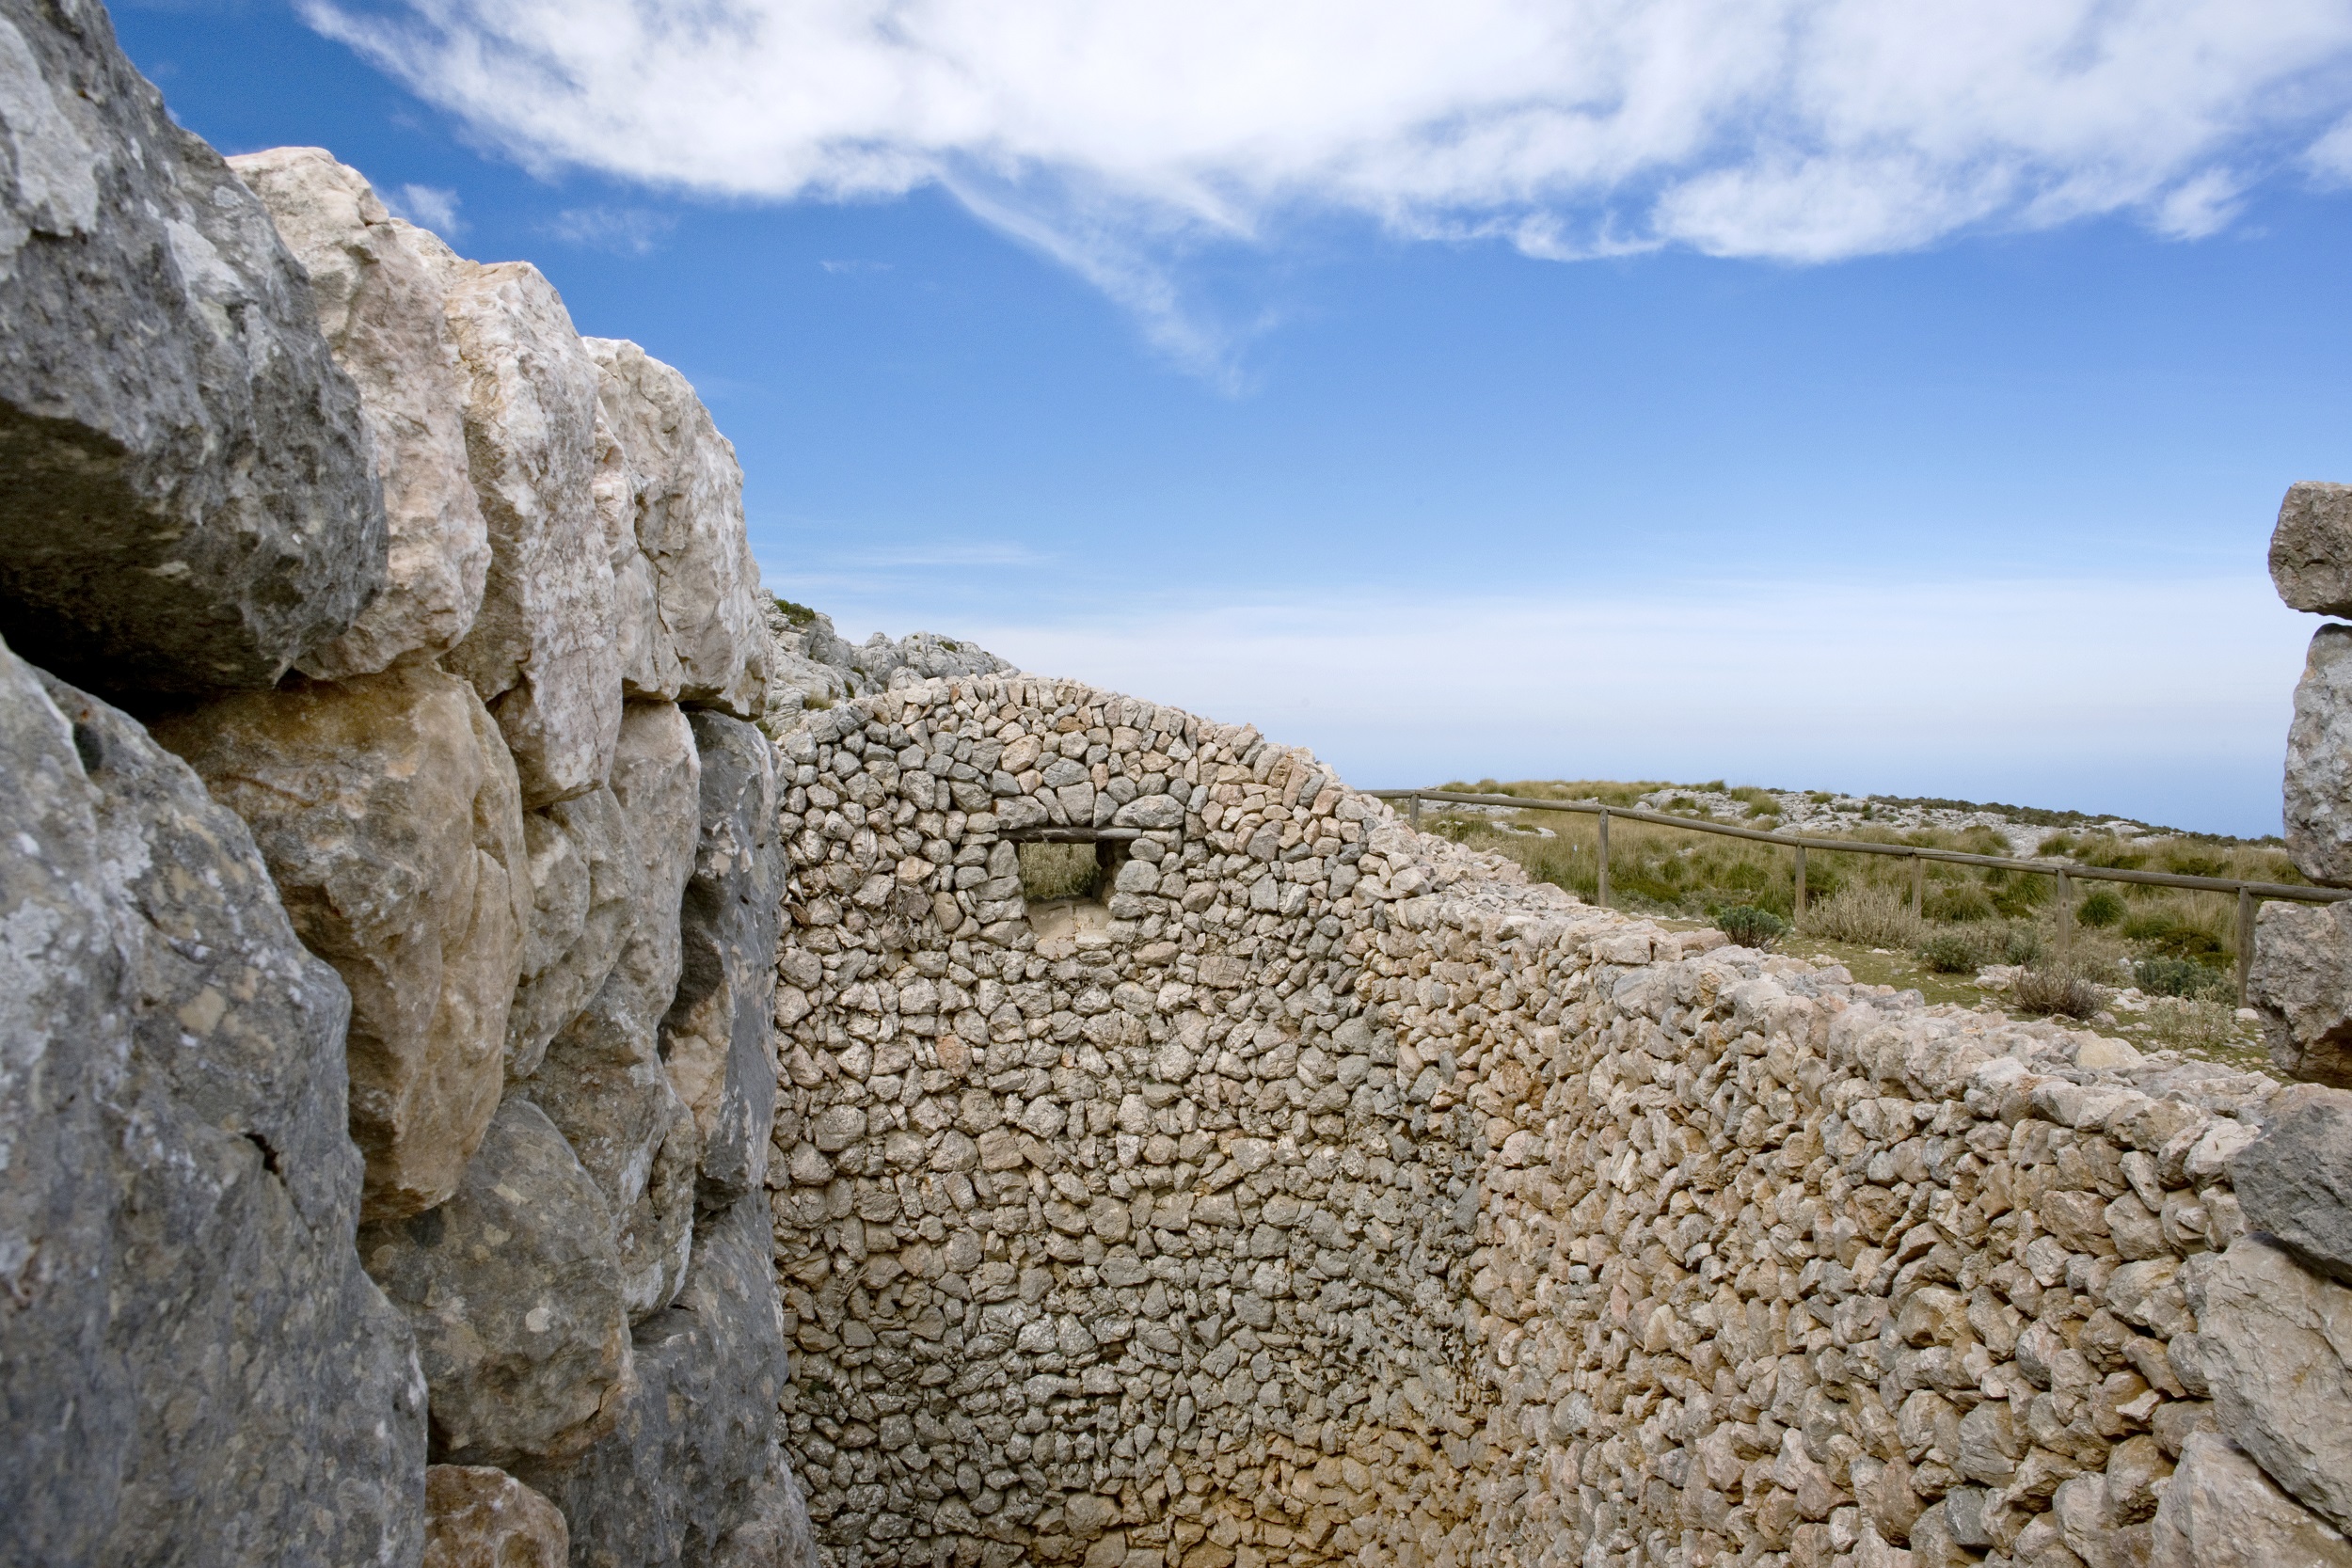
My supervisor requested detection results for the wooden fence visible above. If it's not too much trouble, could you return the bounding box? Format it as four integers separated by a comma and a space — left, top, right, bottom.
1369, 788, 2352, 1006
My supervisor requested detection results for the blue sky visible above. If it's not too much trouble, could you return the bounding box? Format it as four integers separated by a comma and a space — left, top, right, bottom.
116, 0, 2352, 834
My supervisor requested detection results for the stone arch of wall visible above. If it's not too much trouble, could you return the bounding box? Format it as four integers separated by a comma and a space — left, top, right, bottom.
768, 673, 2328, 1568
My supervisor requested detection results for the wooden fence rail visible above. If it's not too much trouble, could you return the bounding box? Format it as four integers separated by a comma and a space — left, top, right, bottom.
1368, 787, 2352, 1006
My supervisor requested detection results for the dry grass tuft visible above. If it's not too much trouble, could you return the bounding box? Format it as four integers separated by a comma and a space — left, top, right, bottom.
1801, 882, 1925, 951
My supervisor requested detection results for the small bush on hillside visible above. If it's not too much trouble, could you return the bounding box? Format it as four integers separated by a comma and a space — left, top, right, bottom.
2077, 889, 2125, 928
1714, 905, 1788, 950
771, 595, 818, 626
1926, 883, 1998, 924
2002, 926, 2045, 965
2136, 956, 2232, 1002
2010, 966, 2108, 1019
1803, 882, 1924, 950
1919, 932, 1982, 974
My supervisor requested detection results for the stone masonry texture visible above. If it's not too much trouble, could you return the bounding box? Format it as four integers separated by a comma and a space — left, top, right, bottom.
763, 672, 2330, 1568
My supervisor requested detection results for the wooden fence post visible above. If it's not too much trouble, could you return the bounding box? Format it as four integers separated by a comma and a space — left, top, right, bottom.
1910, 852, 1925, 919
1407, 794, 1421, 829
2055, 868, 2071, 961
1794, 846, 1806, 922
2239, 888, 2256, 1008
1597, 808, 1611, 909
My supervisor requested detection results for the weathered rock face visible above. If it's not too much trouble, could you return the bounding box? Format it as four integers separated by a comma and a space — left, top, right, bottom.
586, 337, 769, 718
424, 237, 622, 808
511, 704, 700, 1270
0, 0, 385, 696
2, 641, 422, 1565
2273, 482, 2352, 620
152, 663, 530, 1219
423, 1465, 569, 1568
359, 1097, 634, 1469
2249, 898, 2352, 1086
2287, 624, 2352, 889
662, 709, 787, 1210
2229, 1082, 2352, 1284
227, 148, 489, 681
2184, 1235, 2352, 1532
508, 784, 638, 1078
2152, 1432, 2352, 1567
515, 1194, 792, 1568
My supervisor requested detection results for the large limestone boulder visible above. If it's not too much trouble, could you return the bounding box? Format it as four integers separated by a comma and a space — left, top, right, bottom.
152, 663, 530, 1219
2182, 1236, 2352, 1531
511, 703, 701, 1313
2286, 625, 2352, 889
2249, 899, 2352, 1086
0, 0, 385, 696
2230, 1083, 2352, 1284
424, 1465, 569, 1568
661, 710, 787, 1210
2152, 1433, 2352, 1567
514, 1195, 794, 1567
359, 1098, 634, 1468
420, 234, 622, 808
2, 641, 421, 1565
227, 148, 489, 679
507, 784, 638, 1079
587, 338, 770, 718
2273, 482, 2352, 619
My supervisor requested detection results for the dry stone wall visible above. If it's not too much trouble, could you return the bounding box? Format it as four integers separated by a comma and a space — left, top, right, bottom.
765, 668, 2352, 1568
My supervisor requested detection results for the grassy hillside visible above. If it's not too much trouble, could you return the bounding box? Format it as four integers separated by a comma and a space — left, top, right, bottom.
1416, 777, 2297, 1066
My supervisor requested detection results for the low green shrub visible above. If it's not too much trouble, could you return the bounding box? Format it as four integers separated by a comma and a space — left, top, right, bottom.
2076, 889, 2125, 928
1926, 883, 1997, 924
1918, 932, 1982, 974
2135, 956, 2232, 1001
1713, 905, 1788, 950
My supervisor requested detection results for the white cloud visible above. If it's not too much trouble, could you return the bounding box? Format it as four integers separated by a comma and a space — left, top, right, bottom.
942, 573, 2312, 835
381, 181, 462, 234
545, 204, 676, 255
308, 0, 2352, 362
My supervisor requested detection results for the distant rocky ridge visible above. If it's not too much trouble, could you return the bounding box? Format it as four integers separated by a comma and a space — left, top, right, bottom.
762, 597, 1016, 726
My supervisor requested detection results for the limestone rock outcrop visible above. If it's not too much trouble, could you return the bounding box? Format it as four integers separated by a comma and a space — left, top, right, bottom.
428, 237, 623, 808
2151, 1432, 2352, 1567
228, 148, 490, 681
761, 596, 1015, 729
516, 1194, 795, 1568
153, 663, 530, 1220
662, 709, 787, 1210
2273, 481, 2352, 620
2248, 898, 2352, 1086
508, 784, 639, 1077
0, 0, 385, 696
588, 337, 769, 718
424, 1465, 570, 1568
0, 11, 807, 1554
2229, 1082, 2352, 1284
2287, 623, 2352, 890
1, 640, 422, 1565
359, 1097, 635, 1468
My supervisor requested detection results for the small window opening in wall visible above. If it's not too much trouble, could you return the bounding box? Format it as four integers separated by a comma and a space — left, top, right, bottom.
1011, 828, 1140, 952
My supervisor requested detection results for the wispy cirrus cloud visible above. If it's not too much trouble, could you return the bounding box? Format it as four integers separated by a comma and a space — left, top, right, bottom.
303, 0, 2352, 373
381, 180, 463, 234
